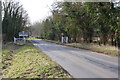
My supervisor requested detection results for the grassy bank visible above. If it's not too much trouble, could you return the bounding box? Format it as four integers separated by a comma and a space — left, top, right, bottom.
27, 38, 42, 40
44, 39, 119, 57
2, 42, 72, 78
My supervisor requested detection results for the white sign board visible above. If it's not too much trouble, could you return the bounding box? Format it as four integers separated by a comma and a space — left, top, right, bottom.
19, 31, 28, 37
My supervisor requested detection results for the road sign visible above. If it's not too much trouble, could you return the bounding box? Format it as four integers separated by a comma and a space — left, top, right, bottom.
19, 31, 28, 37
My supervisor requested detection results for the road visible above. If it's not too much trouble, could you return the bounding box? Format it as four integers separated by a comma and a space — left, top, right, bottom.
30, 40, 119, 78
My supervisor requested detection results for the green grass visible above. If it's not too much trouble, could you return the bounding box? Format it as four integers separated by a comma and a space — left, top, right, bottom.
2, 42, 71, 78
27, 38, 42, 40
43, 39, 119, 56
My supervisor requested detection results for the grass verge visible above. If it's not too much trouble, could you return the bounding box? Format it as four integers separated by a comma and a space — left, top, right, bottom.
2, 42, 72, 78
44, 39, 119, 57
27, 38, 42, 40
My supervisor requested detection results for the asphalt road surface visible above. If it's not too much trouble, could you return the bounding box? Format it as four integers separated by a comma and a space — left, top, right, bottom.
30, 40, 119, 78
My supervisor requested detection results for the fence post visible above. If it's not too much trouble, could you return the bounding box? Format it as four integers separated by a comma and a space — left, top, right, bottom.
14, 37, 16, 43
61, 37, 64, 43
66, 37, 68, 43
23, 37, 26, 43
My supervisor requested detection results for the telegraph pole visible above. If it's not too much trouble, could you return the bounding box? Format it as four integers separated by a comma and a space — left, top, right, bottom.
0, 1, 2, 79
0, 1, 2, 48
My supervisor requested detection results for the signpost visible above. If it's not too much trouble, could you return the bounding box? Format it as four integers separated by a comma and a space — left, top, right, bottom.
19, 31, 29, 37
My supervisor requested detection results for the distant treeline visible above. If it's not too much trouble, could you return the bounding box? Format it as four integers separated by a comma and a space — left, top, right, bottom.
32, 2, 120, 47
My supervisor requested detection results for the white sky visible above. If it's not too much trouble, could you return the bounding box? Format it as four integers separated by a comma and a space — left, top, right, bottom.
4, 0, 116, 24
18, 0, 63, 24
18, 0, 116, 24
18, 0, 55, 24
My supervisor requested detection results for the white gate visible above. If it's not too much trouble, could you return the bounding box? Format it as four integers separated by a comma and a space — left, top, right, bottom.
14, 37, 26, 44
13, 31, 28, 44
61, 37, 68, 43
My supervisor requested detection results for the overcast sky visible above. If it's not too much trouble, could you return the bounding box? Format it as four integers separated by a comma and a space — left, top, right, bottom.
4, 0, 118, 24
18, 0, 117, 24
18, 0, 63, 24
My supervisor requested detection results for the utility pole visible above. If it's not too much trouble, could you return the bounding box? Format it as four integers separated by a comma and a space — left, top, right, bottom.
0, 1, 2, 79
0, 1, 2, 47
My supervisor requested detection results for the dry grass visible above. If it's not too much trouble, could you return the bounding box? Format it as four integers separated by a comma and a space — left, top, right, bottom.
44, 39, 119, 56
2, 42, 72, 78
65, 43, 118, 56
